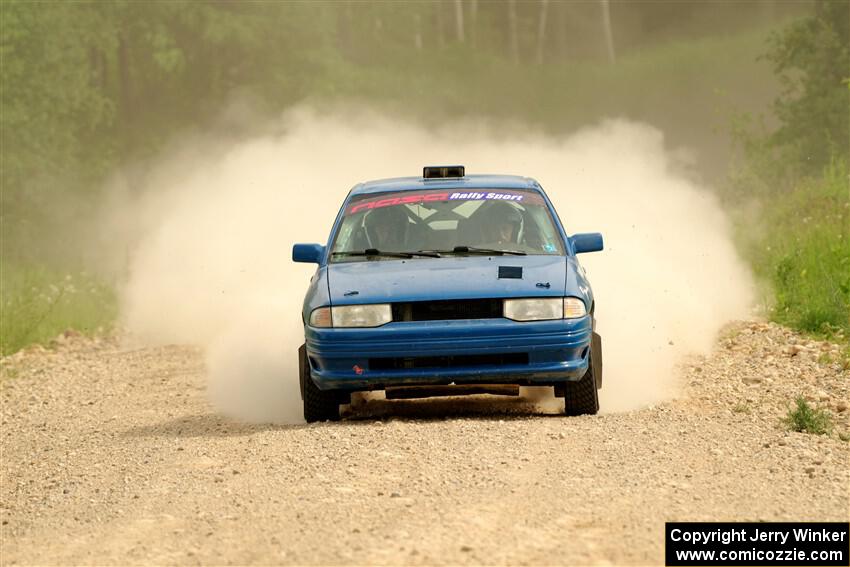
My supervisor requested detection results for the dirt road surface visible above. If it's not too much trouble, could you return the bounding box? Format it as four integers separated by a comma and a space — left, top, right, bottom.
1, 321, 848, 565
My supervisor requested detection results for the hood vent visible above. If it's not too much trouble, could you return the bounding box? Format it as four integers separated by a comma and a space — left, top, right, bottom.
498, 266, 523, 279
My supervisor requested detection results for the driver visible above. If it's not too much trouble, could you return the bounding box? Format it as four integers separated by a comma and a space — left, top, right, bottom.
482, 202, 522, 246
363, 205, 410, 250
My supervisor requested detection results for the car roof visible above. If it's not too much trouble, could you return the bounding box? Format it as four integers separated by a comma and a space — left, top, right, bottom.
350, 174, 542, 196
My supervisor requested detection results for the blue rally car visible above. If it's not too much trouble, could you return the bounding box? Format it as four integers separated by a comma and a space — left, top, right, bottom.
293, 166, 603, 422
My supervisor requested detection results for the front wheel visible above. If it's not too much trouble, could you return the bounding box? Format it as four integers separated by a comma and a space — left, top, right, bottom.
299, 344, 342, 422
563, 333, 601, 416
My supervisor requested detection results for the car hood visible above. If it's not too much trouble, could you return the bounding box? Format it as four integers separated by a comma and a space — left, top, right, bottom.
327, 255, 568, 305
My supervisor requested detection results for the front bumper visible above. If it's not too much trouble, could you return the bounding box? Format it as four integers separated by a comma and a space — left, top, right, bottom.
304, 316, 592, 391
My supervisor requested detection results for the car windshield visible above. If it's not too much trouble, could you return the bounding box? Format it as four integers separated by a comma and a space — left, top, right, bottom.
330, 188, 565, 262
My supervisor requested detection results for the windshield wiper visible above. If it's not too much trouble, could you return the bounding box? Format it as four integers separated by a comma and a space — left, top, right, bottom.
332, 248, 441, 259
417, 246, 527, 256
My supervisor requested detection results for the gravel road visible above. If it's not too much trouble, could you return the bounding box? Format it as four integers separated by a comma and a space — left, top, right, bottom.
1, 321, 848, 565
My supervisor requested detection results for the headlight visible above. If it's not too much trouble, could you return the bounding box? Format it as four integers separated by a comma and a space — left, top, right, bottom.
309, 304, 392, 328
504, 298, 563, 321
333, 304, 392, 327
503, 297, 587, 321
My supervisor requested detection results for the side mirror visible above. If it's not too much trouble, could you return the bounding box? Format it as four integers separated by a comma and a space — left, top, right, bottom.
292, 243, 325, 264
570, 233, 603, 254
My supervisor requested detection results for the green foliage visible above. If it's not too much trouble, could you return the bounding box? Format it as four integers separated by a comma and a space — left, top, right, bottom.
763, 0, 849, 175
1, 1, 337, 265
753, 161, 850, 336
0, 263, 117, 356
1, 1, 115, 187
729, 2, 849, 342
783, 396, 833, 435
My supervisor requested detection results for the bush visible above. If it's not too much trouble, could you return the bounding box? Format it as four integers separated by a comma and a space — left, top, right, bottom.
784, 396, 833, 435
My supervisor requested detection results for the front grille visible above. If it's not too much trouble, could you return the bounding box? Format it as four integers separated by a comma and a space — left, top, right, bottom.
369, 352, 528, 370
391, 299, 503, 322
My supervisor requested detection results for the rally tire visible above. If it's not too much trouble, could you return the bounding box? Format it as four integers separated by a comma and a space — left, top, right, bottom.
563, 343, 600, 416
299, 345, 341, 423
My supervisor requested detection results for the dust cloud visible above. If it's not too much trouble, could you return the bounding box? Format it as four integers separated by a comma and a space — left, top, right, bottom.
114, 107, 753, 423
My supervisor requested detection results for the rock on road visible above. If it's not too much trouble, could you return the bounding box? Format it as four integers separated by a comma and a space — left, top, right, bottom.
1, 321, 848, 565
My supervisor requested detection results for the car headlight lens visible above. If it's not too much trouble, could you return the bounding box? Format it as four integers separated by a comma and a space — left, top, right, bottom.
503, 297, 587, 321
309, 305, 393, 327
332, 304, 392, 327
563, 297, 587, 319
504, 298, 563, 321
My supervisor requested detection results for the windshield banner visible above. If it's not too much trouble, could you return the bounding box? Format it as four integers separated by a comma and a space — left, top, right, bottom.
348, 189, 541, 214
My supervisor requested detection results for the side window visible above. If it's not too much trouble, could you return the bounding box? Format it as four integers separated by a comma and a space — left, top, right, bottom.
526, 207, 562, 253
333, 216, 360, 251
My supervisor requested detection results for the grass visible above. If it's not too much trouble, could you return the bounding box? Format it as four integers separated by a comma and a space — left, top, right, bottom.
720, 326, 743, 341
731, 403, 751, 414
783, 397, 833, 435
0, 262, 117, 356
732, 403, 752, 414
817, 352, 833, 365
740, 159, 850, 344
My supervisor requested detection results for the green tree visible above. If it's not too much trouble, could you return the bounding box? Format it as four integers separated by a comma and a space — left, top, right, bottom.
765, 0, 849, 174
1, 2, 114, 191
